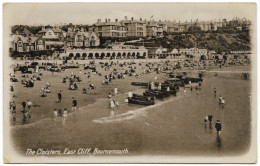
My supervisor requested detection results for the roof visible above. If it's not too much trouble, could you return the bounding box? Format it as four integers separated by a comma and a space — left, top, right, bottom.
39, 28, 65, 33
122, 20, 146, 24
11, 35, 27, 42
170, 49, 179, 54
29, 37, 38, 43
95, 22, 125, 27
24, 28, 35, 37
11, 35, 38, 43
76, 31, 90, 38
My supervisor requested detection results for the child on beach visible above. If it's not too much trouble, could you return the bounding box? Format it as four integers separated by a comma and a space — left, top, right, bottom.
53, 108, 58, 121
108, 93, 112, 99
204, 116, 208, 127
221, 98, 226, 108
62, 108, 68, 126
58, 109, 63, 117
218, 96, 223, 105
115, 99, 119, 112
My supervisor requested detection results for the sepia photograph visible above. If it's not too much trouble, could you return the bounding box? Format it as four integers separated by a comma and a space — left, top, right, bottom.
2, 1, 257, 163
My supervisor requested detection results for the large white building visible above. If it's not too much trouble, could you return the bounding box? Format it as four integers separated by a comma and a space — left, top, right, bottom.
63, 44, 148, 60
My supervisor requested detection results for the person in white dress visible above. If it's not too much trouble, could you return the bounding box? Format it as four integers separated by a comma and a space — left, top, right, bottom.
110, 99, 115, 117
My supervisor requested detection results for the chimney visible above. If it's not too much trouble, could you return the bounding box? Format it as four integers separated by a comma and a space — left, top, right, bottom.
140, 17, 142, 21
191, 19, 192, 22
125, 16, 128, 21
105, 18, 107, 23
131, 17, 134, 21
42, 26, 45, 31
115, 19, 118, 22
108, 19, 110, 22
97, 19, 101, 23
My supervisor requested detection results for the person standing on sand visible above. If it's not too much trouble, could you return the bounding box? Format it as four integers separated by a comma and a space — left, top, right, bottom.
11, 101, 16, 120
208, 115, 213, 128
214, 88, 217, 96
58, 91, 62, 103
62, 108, 68, 126
115, 99, 119, 112
21, 101, 27, 122
108, 93, 112, 99
22, 100, 26, 111
215, 120, 222, 135
218, 95, 223, 105
110, 99, 115, 116
53, 108, 58, 121
204, 116, 208, 127
71, 97, 77, 112
27, 100, 32, 119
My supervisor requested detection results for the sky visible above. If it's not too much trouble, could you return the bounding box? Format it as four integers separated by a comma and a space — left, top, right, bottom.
3, 2, 256, 26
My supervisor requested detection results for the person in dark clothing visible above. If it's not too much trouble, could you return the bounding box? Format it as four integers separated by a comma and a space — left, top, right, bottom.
21, 101, 27, 122
215, 120, 222, 135
71, 97, 77, 112
214, 88, 217, 96
58, 91, 62, 103
10, 86, 14, 92
11, 101, 16, 120
22, 101, 26, 111
208, 115, 213, 128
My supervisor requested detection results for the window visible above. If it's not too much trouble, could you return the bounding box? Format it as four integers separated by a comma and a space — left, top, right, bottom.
18, 41, 23, 47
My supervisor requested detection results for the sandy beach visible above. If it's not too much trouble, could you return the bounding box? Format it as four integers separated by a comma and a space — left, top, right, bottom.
8, 60, 251, 157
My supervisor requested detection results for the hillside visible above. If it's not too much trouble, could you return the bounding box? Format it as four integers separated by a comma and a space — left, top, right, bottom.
125, 31, 251, 53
